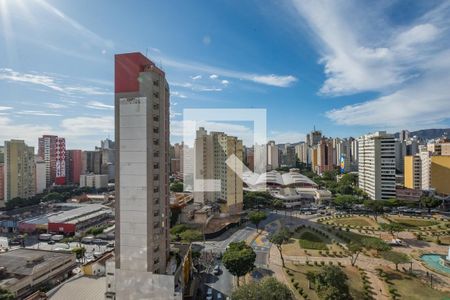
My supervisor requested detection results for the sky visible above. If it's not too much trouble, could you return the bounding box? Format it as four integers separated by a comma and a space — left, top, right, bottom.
0, 0, 449, 149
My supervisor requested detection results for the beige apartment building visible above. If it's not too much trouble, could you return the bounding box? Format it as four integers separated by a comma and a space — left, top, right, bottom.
4, 140, 35, 201
194, 127, 243, 214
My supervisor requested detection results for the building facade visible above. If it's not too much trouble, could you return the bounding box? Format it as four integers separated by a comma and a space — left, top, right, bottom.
38, 135, 66, 186
114, 52, 174, 299
35, 158, 47, 194
82, 150, 103, 175
4, 140, 36, 201
358, 132, 396, 200
65, 149, 82, 185
430, 156, 450, 195
404, 155, 421, 190
194, 127, 243, 214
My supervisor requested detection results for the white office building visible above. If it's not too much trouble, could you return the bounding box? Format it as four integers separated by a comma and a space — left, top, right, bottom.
358, 131, 396, 200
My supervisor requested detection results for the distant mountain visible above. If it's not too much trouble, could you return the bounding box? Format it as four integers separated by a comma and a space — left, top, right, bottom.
395, 128, 450, 140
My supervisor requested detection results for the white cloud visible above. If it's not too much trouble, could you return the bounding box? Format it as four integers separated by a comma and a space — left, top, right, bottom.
60, 116, 113, 136
221, 80, 229, 85
0, 106, 12, 111
45, 102, 68, 109
17, 110, 63, 117
251, 75, 297, 88
171, 91, 187, 99
86, 101, 114, 110
191, 75, 202, 80
155, 55, 297, 87
0, 116, 53, 147
0, 68, 112, 96
291, 0, 446, 95
291, 0, 450, 128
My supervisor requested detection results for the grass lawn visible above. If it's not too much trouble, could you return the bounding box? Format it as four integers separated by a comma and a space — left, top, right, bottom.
389, 216, 439, 228
333, 217, 378, 228
285, 263, 366, 300
383, 269, 450, 300
298, 231, 328, 250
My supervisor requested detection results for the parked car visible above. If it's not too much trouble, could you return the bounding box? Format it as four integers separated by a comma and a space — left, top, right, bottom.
92, 239, 108, 245
206, 288, 213, 300
47, 240, 55, 245
213, 265, 221, 275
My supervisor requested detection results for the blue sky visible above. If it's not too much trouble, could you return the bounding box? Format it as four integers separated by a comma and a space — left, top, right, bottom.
0, 0, 449, 149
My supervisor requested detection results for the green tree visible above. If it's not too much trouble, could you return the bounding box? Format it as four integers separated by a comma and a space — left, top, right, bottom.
361, 237, 391, 253
222, 241, 256, 286
310, 266, 350, 300
248, 211, 268, 232
0, 288, 15, 300
72, 247, 86, 261
380, 223, 405, 239
231, 277, 293, 300
348, 242, 363, 266
179, 229, 203, 242
42, 192, 64, 203
268, 228, 291, 268
170, 181, 184, 192
381, 251, 410, 271
333, 195, 359, 210
420, 196, 442, 213
272, 199, 284, 210
363, 200, 385, 221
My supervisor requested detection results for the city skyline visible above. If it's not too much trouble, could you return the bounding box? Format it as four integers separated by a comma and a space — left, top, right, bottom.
1, 1, 450, 149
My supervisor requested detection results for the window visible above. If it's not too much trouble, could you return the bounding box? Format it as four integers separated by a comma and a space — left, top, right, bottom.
153, 92, 159, 98
153, 115, 159, 122
154, 163, 159, 169
153, 174, 159, 181
153, 127, 159, 134
153, 139, 159, 146
153, 103, 159, 110
153, 80, 159, 86
153, 187, 159, 193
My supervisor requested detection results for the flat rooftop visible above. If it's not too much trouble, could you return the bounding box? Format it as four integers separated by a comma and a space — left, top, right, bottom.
49, 276, 106, 300
48, 204, 108, 224
0, 249, 74, 279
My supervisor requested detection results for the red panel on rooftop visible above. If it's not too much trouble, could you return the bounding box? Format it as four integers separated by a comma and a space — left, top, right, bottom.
115, 52, 152, 93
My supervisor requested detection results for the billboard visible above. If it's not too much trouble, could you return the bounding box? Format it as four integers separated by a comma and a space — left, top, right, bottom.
340, 154, 346, 174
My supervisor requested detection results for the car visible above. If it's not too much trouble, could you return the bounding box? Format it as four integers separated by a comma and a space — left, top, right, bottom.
213, 265, 220, 275
206, 288, 213, 300
47, 240, 55, 245
217, 293, 223, 300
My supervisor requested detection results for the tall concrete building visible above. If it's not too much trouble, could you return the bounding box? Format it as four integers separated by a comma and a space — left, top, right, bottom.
194, 127, 243, 214
404, 155, 421, 190
65, 150, 82, 185
267, 141, 279, 170
82, 150, 102, 175
281, 144, 296, 167
358, 132, 396, 200
4, 140, 36, 201
316, 138, 334, 174
96, 138, 116, 181
419, 145, 432, 190
170, 143, 183, 174
295, 142, 308, 164
38, 135, 66, 186
112, 53, 175, 299
35, 158, 47, 194
0, 146, 4, 206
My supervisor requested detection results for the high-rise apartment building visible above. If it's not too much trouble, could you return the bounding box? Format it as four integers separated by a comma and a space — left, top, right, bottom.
295, 142, 308, 164
430, 156, 450, 195
170, 143, 183, 174
65, 150, 82, 185
316, 138, 334, 174
35, 158, 47, 194
267, 141, 279, 170
82, 150, 102, 175
404, 155, 421, 190
281, 144, 296, 167
112, 52, 174, 299
38, 135, 66, 186
0, 147, 4, 205
419, 145, 432, 190
4, 140, 36, 201
96, 139, 116, 181
358, 131, 396, 200
194, 127, 243, 214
